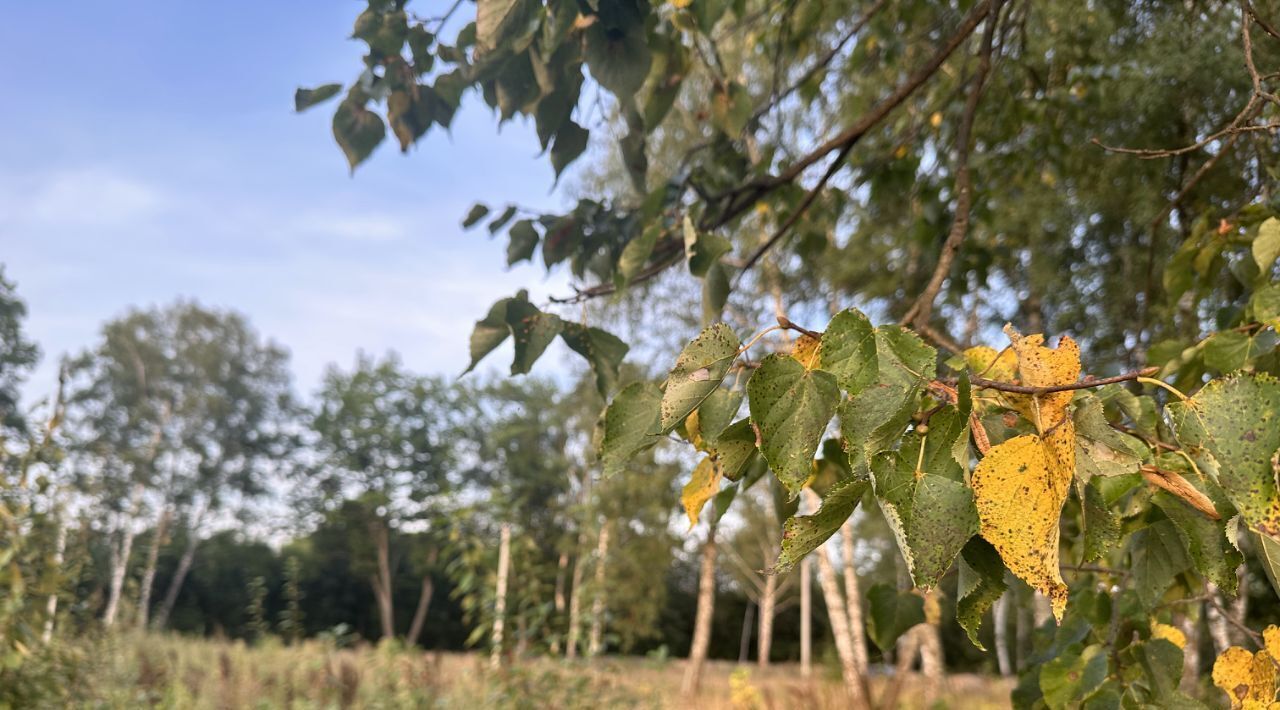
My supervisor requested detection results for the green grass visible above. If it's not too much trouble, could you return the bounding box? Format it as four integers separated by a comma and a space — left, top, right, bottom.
18, 634, 1013, 709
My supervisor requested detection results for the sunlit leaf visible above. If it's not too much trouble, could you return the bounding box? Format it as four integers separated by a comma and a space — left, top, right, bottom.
659, 324, 740, 432
774, 474, 869, 572
682, 456, 722, 528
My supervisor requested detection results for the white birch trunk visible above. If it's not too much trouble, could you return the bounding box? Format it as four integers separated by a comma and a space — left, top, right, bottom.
490, 523, 512, 669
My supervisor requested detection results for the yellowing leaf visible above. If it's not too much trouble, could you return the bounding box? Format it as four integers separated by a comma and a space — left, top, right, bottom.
971, 434, 1070, 621
1266, 625, 1280, 663
681, 457, 723, 529
1151, 622, 1186, 649
1213, 646, 1278, 708
791, 334, 821, 370
964, 346, 1017, 382
1004, 324, 1081, 435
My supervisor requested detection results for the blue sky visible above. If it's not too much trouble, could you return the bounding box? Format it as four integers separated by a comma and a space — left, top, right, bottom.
0, 2, 575, 404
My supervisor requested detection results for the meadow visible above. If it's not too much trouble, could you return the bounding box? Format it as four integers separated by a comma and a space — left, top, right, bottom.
24, 634, 1013, 710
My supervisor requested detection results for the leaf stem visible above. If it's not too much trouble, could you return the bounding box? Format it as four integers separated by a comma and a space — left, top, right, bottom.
1136, 376, 1189, 402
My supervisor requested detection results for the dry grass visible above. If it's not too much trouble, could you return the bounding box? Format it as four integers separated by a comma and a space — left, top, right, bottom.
69, 634, 1012, 709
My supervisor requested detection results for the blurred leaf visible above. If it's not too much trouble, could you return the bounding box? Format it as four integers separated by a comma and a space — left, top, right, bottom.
295, 84, 342, 112
866, 584, 925, 652
560, 322, 629, 396
600, 381, 662, 477
332, 99, 386, 170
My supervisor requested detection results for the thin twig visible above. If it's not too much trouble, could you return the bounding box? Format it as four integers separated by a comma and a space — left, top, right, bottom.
902, 0, 1003, 326
966, 367, 1159, 395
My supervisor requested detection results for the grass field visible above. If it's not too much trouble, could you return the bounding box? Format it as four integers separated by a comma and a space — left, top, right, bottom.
40, 634, 1013, 709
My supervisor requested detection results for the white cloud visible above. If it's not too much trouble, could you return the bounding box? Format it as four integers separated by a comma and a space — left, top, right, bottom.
2, 168, 166, 228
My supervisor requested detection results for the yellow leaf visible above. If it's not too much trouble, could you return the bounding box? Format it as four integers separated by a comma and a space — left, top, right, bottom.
670, 0, 693, 7
971, 434, 1071, 620
1213, 646, 1279, 708
1152, 622, 1186, 649
964, 345, 1017, 382
1003, 325, 1081, 434
681, 457, 723, 529
791, 334, 821, 370
929, 112, 943, 128
1267, 625, 1280, 661
686, 409, 706, 451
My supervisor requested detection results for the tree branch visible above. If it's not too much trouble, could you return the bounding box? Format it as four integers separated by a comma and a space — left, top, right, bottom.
902, 0, 1003, 327
965, 366, 1159, 395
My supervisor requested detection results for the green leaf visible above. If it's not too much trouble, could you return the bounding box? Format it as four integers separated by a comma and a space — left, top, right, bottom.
1251, 283, 1280, 327
550, 120, 589, 178
1041, 644, 1109, 710
616, 223, 660, 288
1202, 331, 1264, 372
818, 308, 878, 395
1129, 520, 1190, 608
683, 216, 731, 277
488, 205, 518, 234
295, 84, 342, 112
462, 203, 491, 229
600, 381, 662, 477
332, 98, 386, 171
504, 299, 562, 375
560, 322, 629, 396
1253, 529, 1280, 599
866, 584, 925, 652
956, 537, 1007, 650
659, 324, 740, 432
1253, 217, 1280, 272
1121, 639, 1187, 705
1081, 478, 1121, 563
1073, 394, 1146, 480
870, 407, 978, 588
1169, 373, 1280, 541
506, 219, 539, 265
747, 354, 840, 495
692, 387, 743, 446
702, 262, 730, 326
839, 383, 917, 467
1153, 491, 1242, 594
709, 419, 759, 482
463, 298, 512, 374
775, 474, 869, 572
583, 2, 652, 98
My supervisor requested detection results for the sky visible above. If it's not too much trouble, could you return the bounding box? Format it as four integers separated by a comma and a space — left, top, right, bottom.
0, 2, 577, 406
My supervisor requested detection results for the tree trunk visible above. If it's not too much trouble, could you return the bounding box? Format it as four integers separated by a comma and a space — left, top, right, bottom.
1179, 612, 1201, 694
1015, 587, 1032, 671
994, 591, 1013, 677
1229, 563, 1248, 646
880, 624, 924, 710
681, 510, 719, 696
490, 522, 512, 669
588, 522, 610, 658
152, 530, 199, 630
554, 551, 569, 613
758, 571, 776, 668
41, 514, 67, 643
566, 549, 585, 659
919, 591, 945, 706
103, 486, 143, 629
364, 521, 395, 640
136, 507, 171, 629
800, 555, 812, 678
405, 573, 435, 647
1032, 591, 1052, 626
840, 519, 868, 673
1206, 583, 1234, 653
809, 506, 870, 709
738, 602, 755, 664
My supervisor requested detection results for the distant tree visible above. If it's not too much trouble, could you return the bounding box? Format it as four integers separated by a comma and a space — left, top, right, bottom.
307, 353, 456, 644
0, 265, 40, 447
278, 555, 305, 644
65, 301, 294, 628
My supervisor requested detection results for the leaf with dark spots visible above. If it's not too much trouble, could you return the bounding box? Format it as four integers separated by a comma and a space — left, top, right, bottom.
747, 354, 840, 496
659, 324, 740, 432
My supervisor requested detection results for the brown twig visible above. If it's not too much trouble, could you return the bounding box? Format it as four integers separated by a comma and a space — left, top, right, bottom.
966, 367, 1159, 395
902, 0, 1003, 327
1062, 564, 1129, 577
